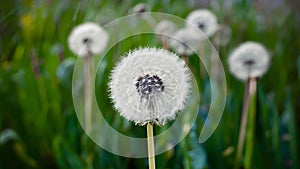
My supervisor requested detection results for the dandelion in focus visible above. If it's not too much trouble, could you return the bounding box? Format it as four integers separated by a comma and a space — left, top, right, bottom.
109, 47, 191, 169
109, 47, 191, 126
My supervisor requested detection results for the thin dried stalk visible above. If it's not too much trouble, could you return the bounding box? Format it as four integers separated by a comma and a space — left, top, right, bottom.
147, 122, 156, 169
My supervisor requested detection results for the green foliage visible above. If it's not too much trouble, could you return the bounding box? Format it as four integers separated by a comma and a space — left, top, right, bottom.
0, 0, 299, 169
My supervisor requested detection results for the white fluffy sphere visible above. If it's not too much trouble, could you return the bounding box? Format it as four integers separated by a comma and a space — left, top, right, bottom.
109, 47, 192, 126
228, 41, 271, 81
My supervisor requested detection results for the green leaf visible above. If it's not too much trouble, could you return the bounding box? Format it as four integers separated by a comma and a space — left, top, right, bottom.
182, 126, 207, 169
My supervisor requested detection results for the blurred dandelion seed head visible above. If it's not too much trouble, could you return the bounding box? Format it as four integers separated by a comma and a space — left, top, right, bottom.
186, 9, 218, 37
109, 47, 191, 126
131, 3, 149, 14
155, 20, 177, 37
169, 28, 202, 56
213, 24, 232, 46
67, 22, 108, 57
228, 41, 271, 81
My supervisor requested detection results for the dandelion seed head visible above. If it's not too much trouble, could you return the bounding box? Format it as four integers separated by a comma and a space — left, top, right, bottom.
169, 28, 202, 56
213, 24, 232, 46
109, 47, 192, 126
154, 20, 177, 37
131, 3, 149, 14
135, 74, 165, 99
228, 41, 271, 81
186, 9, 218, 37
68, 22, 108, 57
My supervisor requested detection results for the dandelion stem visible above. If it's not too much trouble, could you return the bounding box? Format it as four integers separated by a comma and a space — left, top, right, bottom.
162, 38, 169, 50
234, 77, 253, 169
245, 78, 257, 169
199, 40, 206, 78
84, 54, 92, 133
182, 54, 189, 65
147, 122, 156, 169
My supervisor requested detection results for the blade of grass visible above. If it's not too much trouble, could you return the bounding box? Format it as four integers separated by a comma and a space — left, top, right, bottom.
286, 90, 299, 169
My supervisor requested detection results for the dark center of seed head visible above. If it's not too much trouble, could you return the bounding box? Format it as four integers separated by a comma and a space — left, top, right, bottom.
135, 74, 164, 98
83, 38, 91, 44
244, 59, 255, 66
137, 7, 146, 13
198, 22, 205, 30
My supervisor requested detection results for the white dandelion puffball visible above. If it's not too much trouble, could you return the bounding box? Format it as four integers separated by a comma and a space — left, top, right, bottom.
131, 3, 149, 14
68, 22, 108, 57
154, 20, 177, 37
213, 24, 232, 47
109, 48, 191, 126
228, 41, 271, 81
169, 28, 202, 56
186, 9, 218, 37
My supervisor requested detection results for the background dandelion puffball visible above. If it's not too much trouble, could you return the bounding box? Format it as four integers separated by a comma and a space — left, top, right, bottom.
213, 24, 232, 47
68, 22, 108, 57
131, 3, 149, 14
169, 28, 202, 56
228, 41, 271, 81
154, 20, 177, 37
186, 9, 218, 37
109, 48, 191, 126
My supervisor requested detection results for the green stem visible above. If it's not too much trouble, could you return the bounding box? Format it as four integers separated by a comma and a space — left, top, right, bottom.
162, 37, 169, 50
234, 78, 252, 169
84, 55, 92, 133
286, 90, 299, 169
245, 78, 257, 169
147, 123, 156, 169
182, 53, 189, 65
199, 40, 208, 74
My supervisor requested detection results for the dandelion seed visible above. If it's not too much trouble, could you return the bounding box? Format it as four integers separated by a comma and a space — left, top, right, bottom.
186, 9, 218, 37
68, 22, 108, 57
228, 41, 271, 81
169, 28, 202, 56
109, 47, 191, 126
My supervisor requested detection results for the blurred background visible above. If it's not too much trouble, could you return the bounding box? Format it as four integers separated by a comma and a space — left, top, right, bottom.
0, 0, 300, 168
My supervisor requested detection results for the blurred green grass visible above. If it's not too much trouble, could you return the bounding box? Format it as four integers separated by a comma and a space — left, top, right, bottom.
0, 0, 300, 169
